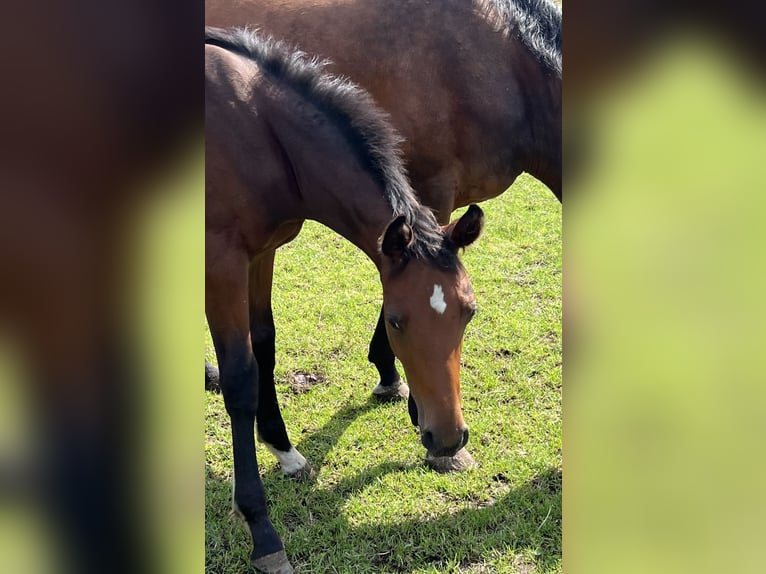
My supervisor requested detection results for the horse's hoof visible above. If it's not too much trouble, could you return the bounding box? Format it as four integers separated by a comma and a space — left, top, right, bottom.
372, 379, 410, 401
285, 460, 316, 481
252, 550, 294, 574
425, 448, 477, 473
205, 362, 220, 393
230, 503, 246, 522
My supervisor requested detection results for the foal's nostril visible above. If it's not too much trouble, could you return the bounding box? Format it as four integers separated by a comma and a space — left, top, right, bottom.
421, 430, 435, 451
461, 427, 470, 449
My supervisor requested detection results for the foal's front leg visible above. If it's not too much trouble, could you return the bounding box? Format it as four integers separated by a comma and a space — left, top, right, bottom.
207, 256, 293, 574
249, 252, 312, 479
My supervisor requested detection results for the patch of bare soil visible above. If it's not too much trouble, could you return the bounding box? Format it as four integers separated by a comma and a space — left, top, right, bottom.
288, 370, 326, 394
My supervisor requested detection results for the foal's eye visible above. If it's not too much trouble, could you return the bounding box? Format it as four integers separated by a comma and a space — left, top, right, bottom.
387, 316, 402, 331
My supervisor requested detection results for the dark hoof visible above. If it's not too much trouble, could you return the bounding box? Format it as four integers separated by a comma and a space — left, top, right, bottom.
372, 379, 410, 402
205, 362, 220, 393
252, 550, 294, 574
425, 448, 477, 473
286, 461, 316, 481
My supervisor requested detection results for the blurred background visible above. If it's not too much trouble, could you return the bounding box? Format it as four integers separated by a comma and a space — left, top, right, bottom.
0, 2, 203, 573
565, 2, 766, 573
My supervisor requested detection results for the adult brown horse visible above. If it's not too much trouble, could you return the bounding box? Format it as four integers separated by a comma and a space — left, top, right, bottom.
206, 27, 483, 573
206, 0, 562, 423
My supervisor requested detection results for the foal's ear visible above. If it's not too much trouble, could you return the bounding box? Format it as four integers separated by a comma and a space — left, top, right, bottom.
381, 215, 414, 260
445, 204, 484, 248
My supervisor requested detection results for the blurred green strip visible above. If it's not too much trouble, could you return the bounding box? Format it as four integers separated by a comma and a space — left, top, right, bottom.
566, 33, 766, 574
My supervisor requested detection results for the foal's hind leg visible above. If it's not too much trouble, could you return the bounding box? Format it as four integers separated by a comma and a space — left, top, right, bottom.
207, 252, 293, 574
249, 251, 312, 479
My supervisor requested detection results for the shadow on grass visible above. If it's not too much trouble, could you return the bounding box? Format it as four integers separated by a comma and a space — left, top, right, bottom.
206, 396, 561, 573
342, 466, 561, 572
290, 394, 385, 474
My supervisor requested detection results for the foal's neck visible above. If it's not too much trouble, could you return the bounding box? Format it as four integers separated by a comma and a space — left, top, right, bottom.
308, 169, 391, 268
260, 76, 417, 267
283, 130, 395, 269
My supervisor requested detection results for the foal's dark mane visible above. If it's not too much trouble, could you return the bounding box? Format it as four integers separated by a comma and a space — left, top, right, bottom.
483, 0, 562, 75
205, 27, 458, 269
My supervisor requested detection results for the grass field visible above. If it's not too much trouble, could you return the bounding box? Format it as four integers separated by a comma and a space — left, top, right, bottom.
205, 174, 561, 573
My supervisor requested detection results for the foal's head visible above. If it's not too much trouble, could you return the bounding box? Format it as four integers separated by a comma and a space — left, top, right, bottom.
378, 205, 484, 457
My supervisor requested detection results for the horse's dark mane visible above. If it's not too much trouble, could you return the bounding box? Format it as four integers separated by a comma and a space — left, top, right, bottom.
483, 0, 562, 75
205, 27, 458, 269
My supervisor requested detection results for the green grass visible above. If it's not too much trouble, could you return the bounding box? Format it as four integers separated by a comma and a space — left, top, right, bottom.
205, 174, 561, 573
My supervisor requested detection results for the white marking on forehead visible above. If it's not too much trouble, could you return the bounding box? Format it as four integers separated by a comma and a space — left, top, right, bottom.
430, 284, 447, 314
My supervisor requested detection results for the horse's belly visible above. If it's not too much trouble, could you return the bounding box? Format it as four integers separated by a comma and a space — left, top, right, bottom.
455, 174, 520, 209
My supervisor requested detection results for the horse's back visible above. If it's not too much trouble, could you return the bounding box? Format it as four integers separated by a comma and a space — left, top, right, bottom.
206, 0, 555, 212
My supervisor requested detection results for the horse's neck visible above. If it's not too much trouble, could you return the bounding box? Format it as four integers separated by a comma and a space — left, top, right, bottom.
305, 169, 390, 267
237, 69, 393, 267
277, 125, 391, 268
